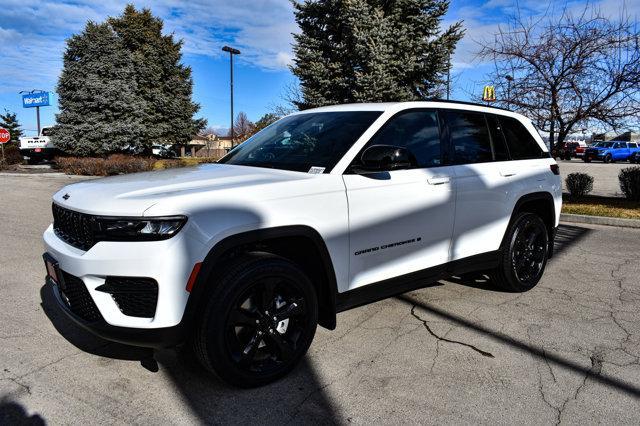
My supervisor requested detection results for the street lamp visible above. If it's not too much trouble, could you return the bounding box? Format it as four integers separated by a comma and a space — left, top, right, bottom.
222, 46, 241, 146
505, 75, 513, 105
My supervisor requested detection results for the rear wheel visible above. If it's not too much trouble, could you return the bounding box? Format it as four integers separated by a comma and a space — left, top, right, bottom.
194, 252, 318, 388
491, 212, 549, 292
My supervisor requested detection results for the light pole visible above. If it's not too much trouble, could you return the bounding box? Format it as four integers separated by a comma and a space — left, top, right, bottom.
505, 75, 513, 106
222, 46, 241, 146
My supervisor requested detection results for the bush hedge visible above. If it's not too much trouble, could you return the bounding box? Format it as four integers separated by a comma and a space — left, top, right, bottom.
0, 144, 24, 167
619, 166, 640, 201
55, 155, 220, 176
565, 172, 594, 200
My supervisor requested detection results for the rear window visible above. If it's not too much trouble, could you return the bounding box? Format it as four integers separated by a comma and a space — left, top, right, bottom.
498, 116, 546, 160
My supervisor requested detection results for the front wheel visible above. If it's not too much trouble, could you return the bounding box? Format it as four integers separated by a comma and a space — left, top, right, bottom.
604, 154, 612, 163
193, 252, 318, 388
491, 212, 549, 292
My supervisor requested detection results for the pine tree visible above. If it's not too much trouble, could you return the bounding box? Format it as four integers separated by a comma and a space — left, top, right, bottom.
108, 6, 206, 147
0, 110, 24, 144
291, 0, 464, 109
54, 22, 146, 156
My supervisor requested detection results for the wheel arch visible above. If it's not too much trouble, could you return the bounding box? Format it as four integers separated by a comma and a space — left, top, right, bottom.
183, 225, 338, 330
502, 191, 556, 256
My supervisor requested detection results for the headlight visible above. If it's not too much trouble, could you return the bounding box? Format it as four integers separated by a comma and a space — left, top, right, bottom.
95, 216, 187, 241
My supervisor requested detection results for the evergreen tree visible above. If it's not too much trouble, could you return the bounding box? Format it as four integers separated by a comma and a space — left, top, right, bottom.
54, 22, 146, 156
108, 5, 206, 147
291, 0, 464, 109
0, 110, 23, 144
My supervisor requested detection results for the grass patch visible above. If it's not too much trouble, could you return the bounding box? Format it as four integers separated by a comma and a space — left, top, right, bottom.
562, 195, 640, 219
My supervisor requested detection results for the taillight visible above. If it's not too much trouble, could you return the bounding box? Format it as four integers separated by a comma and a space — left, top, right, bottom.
550, 164, 560, 175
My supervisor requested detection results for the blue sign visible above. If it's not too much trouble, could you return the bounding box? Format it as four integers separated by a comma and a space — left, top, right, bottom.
22, 92, 50, 108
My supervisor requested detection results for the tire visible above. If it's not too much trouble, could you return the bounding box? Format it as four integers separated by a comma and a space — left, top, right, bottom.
491, 212, 549, 292
193, 252, 318, 388
604, 154, 612, 163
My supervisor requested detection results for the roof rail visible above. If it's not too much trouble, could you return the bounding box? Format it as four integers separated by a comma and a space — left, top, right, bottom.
423, 98, 512, 112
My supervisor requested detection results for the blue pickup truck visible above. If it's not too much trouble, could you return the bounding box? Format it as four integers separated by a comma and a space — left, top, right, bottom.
583, 141, 640, 163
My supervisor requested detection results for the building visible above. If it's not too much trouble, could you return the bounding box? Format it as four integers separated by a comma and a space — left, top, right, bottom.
180, 134, 234, 158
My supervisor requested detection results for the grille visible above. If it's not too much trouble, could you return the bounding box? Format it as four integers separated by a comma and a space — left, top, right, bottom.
52, 204, 96, 251
59, 271, 104, 322
96, 277, 158, 318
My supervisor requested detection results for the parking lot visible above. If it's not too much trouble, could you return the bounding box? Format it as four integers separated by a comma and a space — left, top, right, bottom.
1, 173, 639, 424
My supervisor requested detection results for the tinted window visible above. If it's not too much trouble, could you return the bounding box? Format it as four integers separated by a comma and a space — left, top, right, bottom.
219, 111, 381, 173
630, 143, 638, 148
486, 114, 510, 161
499, 116, 545, 160
362, 110, 442, 168
444, 111, 493, 164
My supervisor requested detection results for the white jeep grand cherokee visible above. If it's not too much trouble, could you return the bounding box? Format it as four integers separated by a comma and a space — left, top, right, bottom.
43, 101, 561, 387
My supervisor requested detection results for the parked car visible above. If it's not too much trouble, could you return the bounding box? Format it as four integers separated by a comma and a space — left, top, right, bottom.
583, 141, 640, 163
552, 141, 586, 160
19, 127, 58, 164
43, 101, 561, 387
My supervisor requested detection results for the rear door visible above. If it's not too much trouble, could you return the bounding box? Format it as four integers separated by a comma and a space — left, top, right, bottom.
444, 110, 514, 261
343, 109, 456, 290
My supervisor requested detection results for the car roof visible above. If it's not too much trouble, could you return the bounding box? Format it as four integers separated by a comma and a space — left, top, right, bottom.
297, 100, 529, 121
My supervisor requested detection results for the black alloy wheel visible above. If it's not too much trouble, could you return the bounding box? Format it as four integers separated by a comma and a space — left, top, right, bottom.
510, 217, 548, 285
225, 276, 309, 375
194, 252, 318, 387
491, 212, 549, 292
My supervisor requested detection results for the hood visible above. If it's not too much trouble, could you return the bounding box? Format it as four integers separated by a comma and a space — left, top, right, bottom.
52, 164, 313, 216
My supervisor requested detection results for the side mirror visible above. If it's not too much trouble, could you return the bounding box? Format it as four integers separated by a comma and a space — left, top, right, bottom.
360, 145, 417, 171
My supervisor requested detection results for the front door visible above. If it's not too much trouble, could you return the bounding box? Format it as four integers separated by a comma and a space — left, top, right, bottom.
343, 109, 456, 290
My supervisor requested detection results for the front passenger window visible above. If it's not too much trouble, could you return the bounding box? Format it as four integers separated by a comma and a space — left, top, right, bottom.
363, 110, 442, 168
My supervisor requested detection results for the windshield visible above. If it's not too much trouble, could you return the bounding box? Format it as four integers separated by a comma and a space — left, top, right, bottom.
593, 142, 613, 148
41, 128, 53, 136
219, 111, 382, 173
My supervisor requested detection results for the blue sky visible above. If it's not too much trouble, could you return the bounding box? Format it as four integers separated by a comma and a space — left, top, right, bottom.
0, 0, 635, 136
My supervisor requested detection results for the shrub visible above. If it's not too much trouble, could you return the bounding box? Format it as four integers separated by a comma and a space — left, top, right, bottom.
1, 144, 24, 165
619, 166, 640, 201
56, 155, 154, 176
565, 172, 593, 200
56, 155, 219, 176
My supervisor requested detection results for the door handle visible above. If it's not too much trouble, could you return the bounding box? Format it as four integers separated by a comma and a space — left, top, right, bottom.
427, 176, 450, 185
500, 170, 517, 177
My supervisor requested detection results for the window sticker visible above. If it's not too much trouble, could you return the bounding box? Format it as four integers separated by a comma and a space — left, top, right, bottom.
308, 166, 326, 174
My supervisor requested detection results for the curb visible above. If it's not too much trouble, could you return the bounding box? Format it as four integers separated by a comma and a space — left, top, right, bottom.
561, 213, 640, 229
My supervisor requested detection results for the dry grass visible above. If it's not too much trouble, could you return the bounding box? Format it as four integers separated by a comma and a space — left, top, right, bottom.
562, 195, 640, 219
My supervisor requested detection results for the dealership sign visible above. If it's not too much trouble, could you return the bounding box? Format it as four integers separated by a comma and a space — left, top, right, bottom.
22, 92, 50, 108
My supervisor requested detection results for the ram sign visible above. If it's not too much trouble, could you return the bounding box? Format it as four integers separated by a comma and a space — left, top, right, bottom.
22, 92, 50, 108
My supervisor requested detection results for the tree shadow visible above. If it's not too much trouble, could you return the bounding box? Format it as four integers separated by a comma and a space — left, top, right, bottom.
0, 398, 45, 426
396, 294, 640, 399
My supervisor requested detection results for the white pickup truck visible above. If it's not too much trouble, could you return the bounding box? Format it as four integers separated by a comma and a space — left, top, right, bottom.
19, 127, 58, 163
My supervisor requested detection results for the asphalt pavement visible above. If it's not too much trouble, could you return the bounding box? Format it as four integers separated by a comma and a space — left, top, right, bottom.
1, 173, 639, 424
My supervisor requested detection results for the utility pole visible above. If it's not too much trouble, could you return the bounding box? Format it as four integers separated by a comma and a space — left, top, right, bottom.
222, 46, 241, 147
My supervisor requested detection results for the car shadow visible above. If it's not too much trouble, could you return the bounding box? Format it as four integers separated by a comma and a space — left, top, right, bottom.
39, 283, 340, 423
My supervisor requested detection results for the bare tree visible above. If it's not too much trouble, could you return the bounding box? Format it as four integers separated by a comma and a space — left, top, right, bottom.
232, 112, 256, 143
479, 5, 640, 150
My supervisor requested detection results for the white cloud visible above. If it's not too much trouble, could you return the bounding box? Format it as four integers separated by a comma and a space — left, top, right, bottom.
0, 0, 296, 95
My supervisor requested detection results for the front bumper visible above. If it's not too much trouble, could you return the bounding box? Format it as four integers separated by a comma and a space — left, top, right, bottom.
46, 276, 185, 348
43, 223, 205, 336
